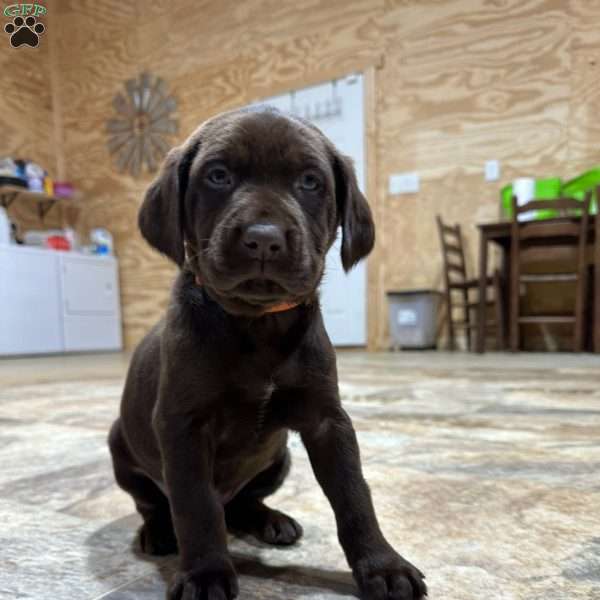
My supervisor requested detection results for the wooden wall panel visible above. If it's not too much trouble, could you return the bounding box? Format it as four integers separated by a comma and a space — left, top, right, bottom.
375, 0, 573, 347
568, 1, 600, 174
47, 0, 600, 350
0, 1, 64, 234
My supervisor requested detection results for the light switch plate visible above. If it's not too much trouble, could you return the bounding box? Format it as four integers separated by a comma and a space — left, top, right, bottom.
389, 172, 420, 195
485, 160, 500, 182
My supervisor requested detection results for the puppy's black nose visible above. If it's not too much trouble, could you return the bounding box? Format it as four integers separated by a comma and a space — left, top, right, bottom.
241, 224, 286, 260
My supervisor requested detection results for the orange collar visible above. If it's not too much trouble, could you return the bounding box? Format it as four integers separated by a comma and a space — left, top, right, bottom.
195, 275, 300, 315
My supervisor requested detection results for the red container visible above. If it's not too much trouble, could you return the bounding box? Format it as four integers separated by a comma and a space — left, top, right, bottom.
46, 236, 71, 251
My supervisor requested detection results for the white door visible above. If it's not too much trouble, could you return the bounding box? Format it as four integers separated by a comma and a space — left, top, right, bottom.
252, 75, 367, 345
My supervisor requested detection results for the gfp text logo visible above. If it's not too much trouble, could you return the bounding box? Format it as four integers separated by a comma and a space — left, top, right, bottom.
3, 3, 46, 48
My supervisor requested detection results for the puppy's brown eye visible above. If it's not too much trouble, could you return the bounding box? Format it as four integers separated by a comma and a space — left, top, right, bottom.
298, 172, 321, 192
206, 165, 233, 189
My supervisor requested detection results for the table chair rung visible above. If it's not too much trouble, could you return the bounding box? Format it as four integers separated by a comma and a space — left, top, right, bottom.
520, 273, 578, 283
467, 300, 494, 309
518, 315, 576, 324
449, 277, 493, 290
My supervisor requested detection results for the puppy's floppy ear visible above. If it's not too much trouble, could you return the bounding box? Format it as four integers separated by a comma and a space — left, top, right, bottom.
138, 140, 198, 266
333, 152, 375, 272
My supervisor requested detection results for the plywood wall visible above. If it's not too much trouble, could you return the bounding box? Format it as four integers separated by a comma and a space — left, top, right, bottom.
9, 0, 600, 349
0, 4, 64, 233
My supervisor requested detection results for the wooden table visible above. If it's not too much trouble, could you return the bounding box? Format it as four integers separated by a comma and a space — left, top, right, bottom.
476, 216, 600, 353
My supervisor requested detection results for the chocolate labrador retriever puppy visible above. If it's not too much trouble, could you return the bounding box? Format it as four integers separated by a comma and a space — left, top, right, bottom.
109, 107, 426, 600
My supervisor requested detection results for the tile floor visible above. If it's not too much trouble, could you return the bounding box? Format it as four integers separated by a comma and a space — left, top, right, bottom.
1, 351, 599, 599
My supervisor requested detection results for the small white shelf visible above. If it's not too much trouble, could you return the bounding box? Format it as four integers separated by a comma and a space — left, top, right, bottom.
0, 184, 81, 220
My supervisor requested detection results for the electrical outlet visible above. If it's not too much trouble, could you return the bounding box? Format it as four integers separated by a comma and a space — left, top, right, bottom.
485, 160, 500, 182
389, 172, 420, 195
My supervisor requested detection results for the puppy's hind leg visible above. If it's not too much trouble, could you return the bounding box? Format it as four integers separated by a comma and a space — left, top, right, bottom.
108, 419, 178, 556
225, 448, 303, 546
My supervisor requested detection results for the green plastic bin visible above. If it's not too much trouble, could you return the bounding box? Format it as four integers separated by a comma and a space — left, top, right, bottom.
501, 177, 562, 219
561, 167, 600, 215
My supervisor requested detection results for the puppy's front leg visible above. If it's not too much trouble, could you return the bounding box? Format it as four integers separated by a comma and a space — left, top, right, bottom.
154, 412, 238, 600
301, 405, 427, 600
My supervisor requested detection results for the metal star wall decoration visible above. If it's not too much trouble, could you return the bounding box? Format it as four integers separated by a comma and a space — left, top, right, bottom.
106, 72, 179, 177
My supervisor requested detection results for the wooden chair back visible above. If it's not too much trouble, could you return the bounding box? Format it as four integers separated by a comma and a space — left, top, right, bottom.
595, 187, 600, 353
509, 194, 591, 352
437, 215, 471, 349
511, 194, 591, 270
511, 195, 591, 246
437, 215, 506, 351
436, 215, 468, 286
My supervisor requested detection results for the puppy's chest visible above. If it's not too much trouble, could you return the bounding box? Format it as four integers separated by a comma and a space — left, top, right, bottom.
238, 380, 277, 435
215, 380, 281, 451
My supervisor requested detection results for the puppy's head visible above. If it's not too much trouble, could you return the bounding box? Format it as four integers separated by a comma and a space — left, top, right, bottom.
139, 107, 375, 316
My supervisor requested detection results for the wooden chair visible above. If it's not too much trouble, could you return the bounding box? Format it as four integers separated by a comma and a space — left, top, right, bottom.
595, 187, 600, 353
509, 194, 591, 352
437, 216, 505, 351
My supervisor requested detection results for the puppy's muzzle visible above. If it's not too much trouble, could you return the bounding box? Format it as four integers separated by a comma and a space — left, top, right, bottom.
240, 223, 287, 262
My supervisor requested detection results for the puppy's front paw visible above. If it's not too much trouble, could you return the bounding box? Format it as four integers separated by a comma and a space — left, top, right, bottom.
353, 551, 427, 600
168, 554, 239, 600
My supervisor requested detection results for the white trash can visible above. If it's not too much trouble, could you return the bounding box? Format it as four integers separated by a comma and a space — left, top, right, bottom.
387, 290, 441, 350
